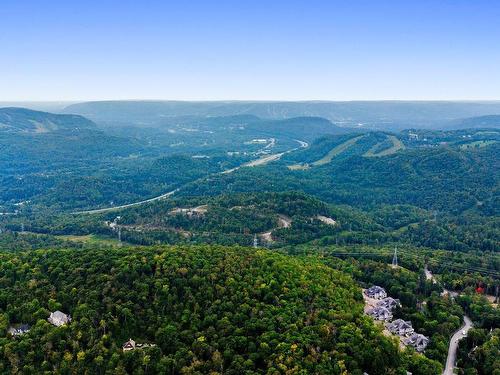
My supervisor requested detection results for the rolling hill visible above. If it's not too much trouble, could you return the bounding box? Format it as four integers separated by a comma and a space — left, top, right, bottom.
178, 140, 499, 215
448, 114, 500, 129
0, 107, 96, 134
0, 245, 411, 374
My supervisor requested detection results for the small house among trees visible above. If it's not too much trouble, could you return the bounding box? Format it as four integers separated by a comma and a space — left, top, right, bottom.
122, 338, 156, 351
123, 338, 136, 351
7, 324, 30, 337
48, 311, 71, 327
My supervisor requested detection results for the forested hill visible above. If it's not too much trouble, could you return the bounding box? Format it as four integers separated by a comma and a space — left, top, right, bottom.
179, 142, 499, 215
244, 116, 350, 141
0, 245, 422, 374
448, 114, 500, 129
0, 107, 96, 134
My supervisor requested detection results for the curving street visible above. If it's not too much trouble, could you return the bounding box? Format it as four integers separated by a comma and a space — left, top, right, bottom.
443, 315, 473, 375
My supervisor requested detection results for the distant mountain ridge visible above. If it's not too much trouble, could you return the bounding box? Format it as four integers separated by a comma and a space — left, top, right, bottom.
447, 114, 500, 130
0, 107, 96, 133
63, 100, 500, 129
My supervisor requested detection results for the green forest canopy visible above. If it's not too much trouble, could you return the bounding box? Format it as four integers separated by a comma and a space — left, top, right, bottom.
0, 245, 440, 374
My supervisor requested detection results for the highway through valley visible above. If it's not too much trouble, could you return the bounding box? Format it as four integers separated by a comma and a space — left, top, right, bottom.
74, 139, 308, 215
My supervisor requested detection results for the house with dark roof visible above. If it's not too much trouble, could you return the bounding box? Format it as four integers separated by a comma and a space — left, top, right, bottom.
364, 286, 387, 299
367, 306, 392, 321
377, 297, 400, 311
7, 324, 30, 337
387, 319, 414, 336
404, 333, 430, 352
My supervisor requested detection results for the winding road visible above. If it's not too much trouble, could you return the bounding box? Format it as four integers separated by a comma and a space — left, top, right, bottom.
425, 266, 473, 375
74, 139, 308, 215
443, 316, 473, 375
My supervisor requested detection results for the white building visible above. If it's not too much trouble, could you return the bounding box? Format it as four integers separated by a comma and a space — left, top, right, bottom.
48, 311, 71, 327
408, 132, 419, 141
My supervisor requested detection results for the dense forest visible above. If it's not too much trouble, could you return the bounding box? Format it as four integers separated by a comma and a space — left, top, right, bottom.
0, 245, 441, 374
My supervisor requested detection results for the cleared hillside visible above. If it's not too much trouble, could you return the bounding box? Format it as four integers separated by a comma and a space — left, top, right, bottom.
364, 135, 405, 157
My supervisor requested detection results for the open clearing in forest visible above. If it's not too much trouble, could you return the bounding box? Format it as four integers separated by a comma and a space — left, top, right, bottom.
364, 135, 405, 157
259, 214, 292, 243
311, 135, 365, 166
56, 234, 123, 246
287, 163, 310, 170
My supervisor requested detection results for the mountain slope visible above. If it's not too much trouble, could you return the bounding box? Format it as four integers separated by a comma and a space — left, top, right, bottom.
448, 115, 500, 129
0, 107, 96, 133
245, 116, 350, 141
178, 142, 499, 215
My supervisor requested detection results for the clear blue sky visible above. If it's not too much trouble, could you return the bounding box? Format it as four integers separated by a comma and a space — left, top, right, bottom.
1, 0, 499, 101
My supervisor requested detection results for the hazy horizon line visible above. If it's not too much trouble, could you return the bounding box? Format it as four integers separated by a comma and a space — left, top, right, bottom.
2, 99, 500, 104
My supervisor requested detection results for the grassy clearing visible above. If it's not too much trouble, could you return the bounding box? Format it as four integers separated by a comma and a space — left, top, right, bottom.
311, 135, 365, 166
56, 234, 123, 246
287, 163, 310, 170
364, 135, 405, 157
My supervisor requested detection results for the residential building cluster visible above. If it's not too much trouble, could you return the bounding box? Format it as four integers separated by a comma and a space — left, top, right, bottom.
364, 285, 429, 352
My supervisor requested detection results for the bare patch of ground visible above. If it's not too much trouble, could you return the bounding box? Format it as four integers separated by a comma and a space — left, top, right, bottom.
316, 215, 336, 226
287, 163, 310, 170
259, 215, 292, 244
170, 205, 208, 216
278, 215, 292, 228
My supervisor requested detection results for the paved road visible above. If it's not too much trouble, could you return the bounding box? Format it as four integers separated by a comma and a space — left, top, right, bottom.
443, 315, 473, 375
424, 265, 473, 375
74, 188, 180, 215
74, 139, 308, 215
